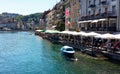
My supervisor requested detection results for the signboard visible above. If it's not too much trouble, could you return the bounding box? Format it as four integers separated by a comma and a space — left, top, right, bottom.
65, 7, 70, 18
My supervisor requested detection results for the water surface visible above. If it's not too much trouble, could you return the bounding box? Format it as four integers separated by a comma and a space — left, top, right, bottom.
0, 31, 120, 74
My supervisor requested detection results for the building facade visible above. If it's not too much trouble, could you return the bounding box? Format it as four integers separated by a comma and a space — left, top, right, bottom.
52, 0, 65, 27
45, 10, 55, 30
64, 0, 71, 30
40, 0, 65, 31
78, 0, 118, 32
70, 0, 80, 31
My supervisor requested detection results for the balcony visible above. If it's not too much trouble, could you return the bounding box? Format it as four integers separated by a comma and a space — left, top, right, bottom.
100, 0, 107, 4
86, 27, 116, 32
89, 4, 96, 8
100, 0, 108, 7
79, 11, 117, 21
101, 11, 117, 18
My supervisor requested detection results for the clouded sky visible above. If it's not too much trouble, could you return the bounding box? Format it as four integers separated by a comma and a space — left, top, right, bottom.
0, 0, 60, 15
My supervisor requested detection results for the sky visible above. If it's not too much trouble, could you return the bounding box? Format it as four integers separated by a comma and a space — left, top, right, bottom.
0, 0, 60, 15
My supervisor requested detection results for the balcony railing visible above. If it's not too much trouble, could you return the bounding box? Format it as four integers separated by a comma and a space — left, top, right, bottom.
100, 0, 107, 5
89, 4, 96, 8
81, 27, 116, 32
80, 11, 117, 21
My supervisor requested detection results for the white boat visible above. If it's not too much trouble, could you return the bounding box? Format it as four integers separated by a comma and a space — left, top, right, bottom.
61, 46, 75, 58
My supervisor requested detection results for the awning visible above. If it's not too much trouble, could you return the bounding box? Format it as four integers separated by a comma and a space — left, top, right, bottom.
98, 19, 107, 21
95, 33, 115, 39
45, 30, 60, 33
84, 32, 101, 36
91, 19, 107, 23
78, 20, 92, 23
36, 30, 45, 32
91, 20, 99, 23
78, 19, 107, 24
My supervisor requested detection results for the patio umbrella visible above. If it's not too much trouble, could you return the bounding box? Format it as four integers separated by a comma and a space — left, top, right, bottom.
60, 31, 73, 35
45, 30, 60, 34
114, 34, 120, 39
78, 31, 88, 36
95, 33, 115, 39
84, 32, 101, 37
71, 31, 79, 35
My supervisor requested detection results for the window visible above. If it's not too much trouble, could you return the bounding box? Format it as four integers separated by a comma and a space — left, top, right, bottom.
112, 0, 116, 1
94, 0, 96, 5
112, 5, 116, 14
88, 11, 91, 15
79, 0, 81, 2
98, 9, 101, 14
99, 0, 101, 4
105, 7, 108, 13
89, 0, 91, 5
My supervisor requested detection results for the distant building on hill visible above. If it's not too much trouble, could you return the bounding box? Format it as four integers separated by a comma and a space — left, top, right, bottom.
0, 23, 17, 30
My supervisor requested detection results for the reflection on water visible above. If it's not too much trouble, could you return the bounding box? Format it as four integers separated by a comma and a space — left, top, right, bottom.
0, 31, 120, 74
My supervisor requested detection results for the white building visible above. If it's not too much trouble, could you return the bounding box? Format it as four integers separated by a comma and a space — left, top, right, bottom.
78, 0, 119, 32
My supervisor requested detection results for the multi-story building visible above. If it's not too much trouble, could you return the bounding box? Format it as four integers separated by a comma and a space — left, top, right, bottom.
52, 0, 65, 26
41, 10, 51, 30
70, 0, 80, 31
45, 10, 55, 30
41, 0, 65, 31
78, 0, 118, 32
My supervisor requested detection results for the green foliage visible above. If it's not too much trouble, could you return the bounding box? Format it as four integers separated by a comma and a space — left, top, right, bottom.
56, 22, 65, 31
14, 13, 43, 30
14, 15, 23, 21
14, 13, 43, 24
22, 13, 43, 24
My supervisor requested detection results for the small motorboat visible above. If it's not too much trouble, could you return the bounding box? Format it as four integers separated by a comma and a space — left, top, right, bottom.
61, 46, 75, 58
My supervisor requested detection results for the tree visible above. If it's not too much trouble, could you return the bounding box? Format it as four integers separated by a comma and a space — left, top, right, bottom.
56, 22, 65, 31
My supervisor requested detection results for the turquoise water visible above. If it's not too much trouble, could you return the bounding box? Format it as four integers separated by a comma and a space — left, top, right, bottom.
0, 31, 120, 74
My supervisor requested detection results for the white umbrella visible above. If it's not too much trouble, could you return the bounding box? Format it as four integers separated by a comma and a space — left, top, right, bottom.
114, 34, 120, 39
45, 30, 60, 33
36, 30, 43, 32
95, 33, 115, 39
71, 31, 80, 35
84, 32, 101, 37
60, 31, 81, 35
60, 31, 71, 34
95, 34, 102, 38
78, 31, 88, 36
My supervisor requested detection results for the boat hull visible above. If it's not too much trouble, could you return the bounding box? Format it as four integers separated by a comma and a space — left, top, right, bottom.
62, 52, 74, 58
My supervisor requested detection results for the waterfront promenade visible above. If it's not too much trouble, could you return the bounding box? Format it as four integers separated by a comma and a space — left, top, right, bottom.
35, 30, 120, 60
